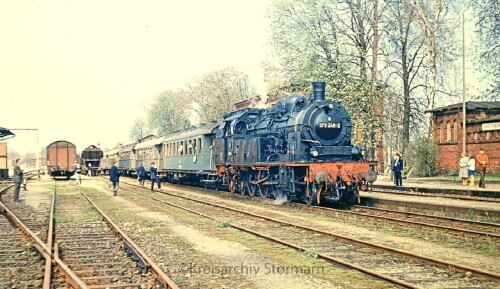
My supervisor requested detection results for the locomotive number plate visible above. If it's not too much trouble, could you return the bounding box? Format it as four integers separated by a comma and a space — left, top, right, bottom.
318, 122, 341, 128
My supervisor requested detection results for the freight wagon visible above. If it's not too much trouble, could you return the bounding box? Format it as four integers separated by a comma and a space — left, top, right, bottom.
0, 142, 7, 180
46, 140, 77, 179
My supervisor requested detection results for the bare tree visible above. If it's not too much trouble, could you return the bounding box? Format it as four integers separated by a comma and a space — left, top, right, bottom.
147, 90, 191, 136
383, 0, 426, 152
182, 67, 255, 124
408, 0, 448, 135
129, 118, 149, 142
473, 0, 499, 97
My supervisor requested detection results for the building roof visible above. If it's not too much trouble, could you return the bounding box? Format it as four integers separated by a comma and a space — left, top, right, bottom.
0, 127, 15, 141
426, 101, 500, 113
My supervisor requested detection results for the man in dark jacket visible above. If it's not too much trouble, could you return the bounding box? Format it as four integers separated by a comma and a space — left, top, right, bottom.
149, 162, 161, 191
109, 161, 120, 196
12, 159, 23, 202
136, 162, 146, 186
392, 153, 404, 186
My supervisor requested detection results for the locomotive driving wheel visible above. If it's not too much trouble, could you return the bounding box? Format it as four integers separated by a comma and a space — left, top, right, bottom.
248, 183, 261, 197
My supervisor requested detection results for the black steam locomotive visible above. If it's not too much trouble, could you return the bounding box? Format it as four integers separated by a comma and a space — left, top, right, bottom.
213, 82, 377, 205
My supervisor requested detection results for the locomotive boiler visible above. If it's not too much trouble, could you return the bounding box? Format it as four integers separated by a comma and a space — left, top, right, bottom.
213, 82, 377, 205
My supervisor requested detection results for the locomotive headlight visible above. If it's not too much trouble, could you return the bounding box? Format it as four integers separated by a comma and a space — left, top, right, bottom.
328, 103, 334, 109
311, 150, 319, 157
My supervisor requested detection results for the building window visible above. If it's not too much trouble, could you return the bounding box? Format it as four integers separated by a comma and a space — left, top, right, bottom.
486, 131, 491, 140
474, 132, 479, 140
453, 120, 458, 141
446, 122, 451, 141
438, 122, 444, 142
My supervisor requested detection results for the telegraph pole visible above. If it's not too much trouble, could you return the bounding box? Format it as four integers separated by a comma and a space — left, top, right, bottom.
462, 11, 467, 155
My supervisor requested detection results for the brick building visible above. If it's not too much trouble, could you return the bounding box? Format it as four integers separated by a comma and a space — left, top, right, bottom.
428, 101, 500, 174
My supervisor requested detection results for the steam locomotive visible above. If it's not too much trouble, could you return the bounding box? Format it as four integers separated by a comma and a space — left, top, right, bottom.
213, 82, 376, 204
101, 82, 377, 205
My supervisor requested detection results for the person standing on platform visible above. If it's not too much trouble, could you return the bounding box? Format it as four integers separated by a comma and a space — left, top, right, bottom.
458, 154, 469, 186
110, 161, 120, 196
468, 156, 475, 187
392, 153, 403, 186
12, 159, 23, 202
475, 148, 489, 188
136, 162, 146, 186
75, 164, 82, 185
149, 162, 161, 191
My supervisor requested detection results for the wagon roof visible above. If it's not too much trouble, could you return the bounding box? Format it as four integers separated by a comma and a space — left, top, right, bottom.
83, 145, 102, 151
104, 148, 120, 155
134, 137, 164, 150
161, 122, 219, 143
46, 140, 76, 148
118, 143, 136, 153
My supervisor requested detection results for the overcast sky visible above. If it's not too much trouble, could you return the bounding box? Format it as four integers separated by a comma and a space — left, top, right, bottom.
1, 1, 270, 155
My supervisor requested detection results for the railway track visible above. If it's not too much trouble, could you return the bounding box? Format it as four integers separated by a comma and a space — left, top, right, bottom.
371, 185, 500, 202
283, 203, 500, 241
0, 181, 179, 288
117, 181, 500, 289
125, 177, 499, 242
53, 183, 178, 288
0, 185, 55, 288
360, 196, 500, 223
0, 203, 46, 287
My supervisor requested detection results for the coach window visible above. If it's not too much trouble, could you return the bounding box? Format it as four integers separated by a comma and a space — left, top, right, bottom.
198, 138, 202, 154
192, 139, 197, 154
180, 141, 184, 155
188, 140, 193, 155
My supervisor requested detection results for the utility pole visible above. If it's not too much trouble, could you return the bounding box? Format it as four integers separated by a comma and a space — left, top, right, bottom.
462, 11, 467, 155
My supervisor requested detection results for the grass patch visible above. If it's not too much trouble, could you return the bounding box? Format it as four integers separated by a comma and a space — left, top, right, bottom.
217, 221, 230, 228
172, 274, 184, 286
301, 250, 318, 259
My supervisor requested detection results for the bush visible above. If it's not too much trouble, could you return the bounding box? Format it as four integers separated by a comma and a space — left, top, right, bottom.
405, 136, 437, 177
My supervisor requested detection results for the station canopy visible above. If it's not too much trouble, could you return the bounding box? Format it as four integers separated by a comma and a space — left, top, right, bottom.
0, 127, 15, 141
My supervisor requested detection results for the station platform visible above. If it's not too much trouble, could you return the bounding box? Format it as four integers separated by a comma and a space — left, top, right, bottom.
373, 175, 500, 195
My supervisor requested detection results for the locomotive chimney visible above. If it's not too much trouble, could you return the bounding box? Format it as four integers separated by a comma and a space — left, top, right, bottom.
312, 82, 326, 102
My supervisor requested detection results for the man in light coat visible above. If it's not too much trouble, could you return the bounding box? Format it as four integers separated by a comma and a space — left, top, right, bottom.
12, 159, 23, 202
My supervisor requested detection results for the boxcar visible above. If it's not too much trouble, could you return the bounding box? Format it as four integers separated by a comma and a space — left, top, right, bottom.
46, 140, 76, 179
0, 142, 7, 179
81, 145, 103, 176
